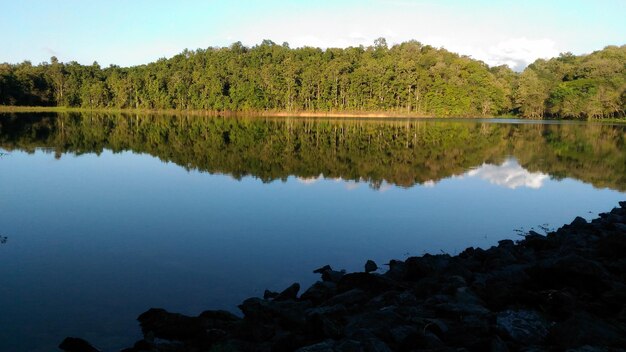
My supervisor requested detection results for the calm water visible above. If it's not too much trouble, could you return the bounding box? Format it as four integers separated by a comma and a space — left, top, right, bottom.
1, 113, 625, 351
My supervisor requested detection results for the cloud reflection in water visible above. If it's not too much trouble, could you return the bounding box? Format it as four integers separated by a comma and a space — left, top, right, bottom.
466, 159, 548, 189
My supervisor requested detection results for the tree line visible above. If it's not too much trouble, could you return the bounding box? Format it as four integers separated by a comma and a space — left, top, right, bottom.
0, 39, 624, 119
1, 113, 625, 190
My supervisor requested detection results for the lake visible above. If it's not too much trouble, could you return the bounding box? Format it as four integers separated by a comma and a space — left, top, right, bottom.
1, 113, 625, 351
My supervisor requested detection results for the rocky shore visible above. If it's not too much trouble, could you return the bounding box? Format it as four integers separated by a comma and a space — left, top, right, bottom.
61, 202, 626, 352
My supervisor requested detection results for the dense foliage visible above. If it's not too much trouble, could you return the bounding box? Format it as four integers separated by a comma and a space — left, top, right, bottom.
1, 40, 624, 118
1, 113, 625, 190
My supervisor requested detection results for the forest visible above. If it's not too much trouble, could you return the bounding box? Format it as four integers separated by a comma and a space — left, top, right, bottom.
1, 112, 624, 190
0, 39, 624, 119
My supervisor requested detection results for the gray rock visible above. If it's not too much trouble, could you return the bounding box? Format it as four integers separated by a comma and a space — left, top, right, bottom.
322, 289, 369, 307
491, 336, 509, 352
566, 346, 609, 352
424, 318, 448, 336
274, 282, 300, 301
496, 310, 549, 344
307, 304, 347, 317
313, 265, 332, 274
311, 314, 344, 338
614, 223, 626, 232
384, 260, 406, 280
323, 270, 346, 283
137, 308, 203, 340
570, 216, 588, 227
296, 340, 335, 352
365, 260, 378, 273
435, 288, 490, 317
264, 289, 279, 299
498, 239, 515, 247
389, 325, 418, 344
238, 297, 311, 326
301, 281, 337, 304
336, 339, 362, 352
550, 312, 625, 348
59, 337, 100, 352
361, 338, 392, 352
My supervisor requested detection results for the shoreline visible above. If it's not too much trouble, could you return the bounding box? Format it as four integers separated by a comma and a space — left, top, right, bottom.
0, 105, 448, 118
60, 202, 626, 352
3, 106, 625, 122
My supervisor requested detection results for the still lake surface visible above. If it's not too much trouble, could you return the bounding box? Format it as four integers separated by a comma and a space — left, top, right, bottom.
1, 113, 625, 351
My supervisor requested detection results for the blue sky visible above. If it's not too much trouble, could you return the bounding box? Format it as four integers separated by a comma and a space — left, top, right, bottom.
1, 0, 624, 70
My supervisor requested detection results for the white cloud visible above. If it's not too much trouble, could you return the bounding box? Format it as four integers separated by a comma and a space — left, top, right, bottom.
422, 180, 436, 188
481, 38, 560, 71
345, 182, 360, 191
296, 174, 323, 185
467, 159, 548, 189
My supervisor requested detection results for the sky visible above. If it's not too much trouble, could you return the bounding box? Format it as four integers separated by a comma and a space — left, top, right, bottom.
1, 0, 624, 71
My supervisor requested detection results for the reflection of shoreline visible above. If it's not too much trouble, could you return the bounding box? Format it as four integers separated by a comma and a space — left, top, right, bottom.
2, 113, 625, 192
467, 159, 549, 189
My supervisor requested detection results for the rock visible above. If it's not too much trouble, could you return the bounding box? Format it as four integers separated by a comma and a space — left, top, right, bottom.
388, 325, 418, 345
322, 289, 369, 307
271, 331, 312, 351
58, 337, 100, 352
523, 232, 554, 251
335, 339, 362, 352
313, 265, 332, 274
548, 312, 626, 349
427, 287, 489, 317
307, 304, 348, 317
498, 239, 514, 247
137, 308, 203, 341
301, 281, 337, 304
423, 318, 449, 337
337, 273, 396, 293
295, 340, 335, 352
126, 339, 154, 352
322, 269, 346, 283
365, 260, 378, 273
445, 275, 467, 288
344, 309, 403, 338
619, 201, 626, 208
274, 282, 300, 301
367, 290, 418, 309
361, 338, 392, 352
404, 254, 451, 280
264, 289, 279, 299
384, 260, 406, 280
415, 331, 446, 349
566, 346, 610, 352
198, 309, 241, 330
435, 301, 490, 317
544, 289, 577, 319
490, 336, 509, 352
307, 312, 344, 338
496, 310, 549, 344
526, 254, 610, 295
571, 216, 588, 227
238, 297, 311, 327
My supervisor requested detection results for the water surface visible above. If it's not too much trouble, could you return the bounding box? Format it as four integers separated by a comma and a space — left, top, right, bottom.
1, 113, 625, 351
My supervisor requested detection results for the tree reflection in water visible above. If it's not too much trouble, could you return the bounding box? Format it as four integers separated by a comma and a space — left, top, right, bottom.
0, 112, 625, 191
